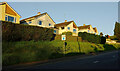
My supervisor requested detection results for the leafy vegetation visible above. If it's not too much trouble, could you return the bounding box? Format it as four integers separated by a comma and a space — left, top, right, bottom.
114, 22, 120, 40
110, 35, 118, 40
62, 32, 72, 35
2, 21, 54, 42
78, 32, 106, 44
3, 40, 120, 66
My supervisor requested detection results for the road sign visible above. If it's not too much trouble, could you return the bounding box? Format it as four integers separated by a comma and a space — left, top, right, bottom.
62, 35, 66, 41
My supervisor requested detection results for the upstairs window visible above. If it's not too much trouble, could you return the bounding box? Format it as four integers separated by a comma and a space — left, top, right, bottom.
29, 21, 32, 24
49, 23, 51, 26
5, 15, 8, 21
39, 21, 42, 25
15, 18, 16, 23
73, 29, 76, 33
8, 16, 14, 22
5, 15, 14, 22
68, 27, 70, 30
54, 30, 56, 33
88, 30, 90, 33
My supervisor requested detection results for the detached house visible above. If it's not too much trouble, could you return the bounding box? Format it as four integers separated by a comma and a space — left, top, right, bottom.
54, 20, 78, 36
0, 2, 21, 23
20, 12, 55, 28
78, 24, 98, 35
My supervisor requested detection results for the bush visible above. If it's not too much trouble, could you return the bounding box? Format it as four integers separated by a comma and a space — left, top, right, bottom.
103, 44, 117, 51
2, 21, 54, 41
110, 35, 118, 40
54, 35, 82, 42
62, 32, 72, 35
78, 32, 106, 44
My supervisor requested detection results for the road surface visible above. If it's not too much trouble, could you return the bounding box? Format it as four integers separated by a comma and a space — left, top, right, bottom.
3, 50, 120, 71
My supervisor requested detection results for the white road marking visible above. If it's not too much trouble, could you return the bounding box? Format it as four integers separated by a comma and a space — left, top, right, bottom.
93, 61, 100, 63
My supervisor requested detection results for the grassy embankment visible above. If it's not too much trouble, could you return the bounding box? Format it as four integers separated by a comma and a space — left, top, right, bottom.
3, 40, 120, 66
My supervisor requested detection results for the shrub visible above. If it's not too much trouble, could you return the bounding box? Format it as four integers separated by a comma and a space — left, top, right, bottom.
110, 35, 118, 40
54, 35, 82, 42
103, 44, 117, 51
2, 21, 54, 41
62, 32, 72, 35
78, 32, 106, 44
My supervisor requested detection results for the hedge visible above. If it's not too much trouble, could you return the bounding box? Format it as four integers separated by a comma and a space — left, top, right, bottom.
78, 32, 106, 44
55, 34, 82, 42
62, 32, 72, 35
2, 21, 54, 41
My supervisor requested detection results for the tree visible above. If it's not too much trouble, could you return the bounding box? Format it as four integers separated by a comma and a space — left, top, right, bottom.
100, 32, 103, 36
114, 22, 120, 40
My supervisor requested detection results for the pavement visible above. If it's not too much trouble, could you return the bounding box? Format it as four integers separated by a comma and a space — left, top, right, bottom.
2, 50, 120, 71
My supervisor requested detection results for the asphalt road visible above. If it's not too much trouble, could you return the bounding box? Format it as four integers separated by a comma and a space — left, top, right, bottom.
3, 50, 120, 71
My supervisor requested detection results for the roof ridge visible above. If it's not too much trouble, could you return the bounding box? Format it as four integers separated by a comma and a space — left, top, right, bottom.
20, 12, 47, 21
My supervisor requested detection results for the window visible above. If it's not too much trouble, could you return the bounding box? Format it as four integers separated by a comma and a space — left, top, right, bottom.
8, 16, 14, 22
5, 15, 14, 22
49, 23, 51, 26
39, 21, 42, 25
29, 21, 32, 24
73, 29, 76, 33
61, 27, 64, 29
15, 18, 16, 23
68, 27, 70, 30
54, 30, 56, 33
88, 30, 90, 33
5, 15, 8, 21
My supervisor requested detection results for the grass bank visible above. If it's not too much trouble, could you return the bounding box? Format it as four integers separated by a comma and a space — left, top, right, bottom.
2, 40, 120, 66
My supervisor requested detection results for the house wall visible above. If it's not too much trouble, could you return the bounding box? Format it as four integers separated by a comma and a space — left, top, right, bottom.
57, 22, 78, 36
23, 14, 55, 28
0, 3, 20, 23
78, 25, 98, 35
0, 3, 6, 21
89, 25, 95, 34
54, 28, 59, 34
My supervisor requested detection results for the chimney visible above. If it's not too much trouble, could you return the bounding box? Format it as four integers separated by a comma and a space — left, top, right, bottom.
65, 20, 67, 22
83, 24, 85, 26
37, 12, 41, 15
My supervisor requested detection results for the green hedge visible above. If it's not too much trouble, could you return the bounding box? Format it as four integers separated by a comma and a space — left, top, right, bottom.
78, 32, 106, 44
62, 32, 72, 35
54, 35, 82, 42
2, 21, 54, 41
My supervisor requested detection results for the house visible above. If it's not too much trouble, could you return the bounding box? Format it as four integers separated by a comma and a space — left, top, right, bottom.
54, 20, 78, 36
20, 12, 56, 28
0, 2, 21, 23
78, 24, 98, 35
93, 27, 99, 35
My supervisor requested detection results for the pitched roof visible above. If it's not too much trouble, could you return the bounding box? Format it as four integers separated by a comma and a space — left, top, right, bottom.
55, 21, 77, 28
0, 2, 21, 17
20, 13, 47, 21
78, 25, 90, 30
55, 21, 73, 27
93, 27, 97, 32
20, 12, 55, 24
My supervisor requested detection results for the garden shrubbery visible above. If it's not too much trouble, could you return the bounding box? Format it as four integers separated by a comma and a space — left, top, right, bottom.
78, 32, 106, 44
2, 21, 54, 41
62, 32, 72, 35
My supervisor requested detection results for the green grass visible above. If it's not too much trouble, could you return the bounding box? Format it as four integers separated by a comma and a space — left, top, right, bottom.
2, 40, 120, 66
